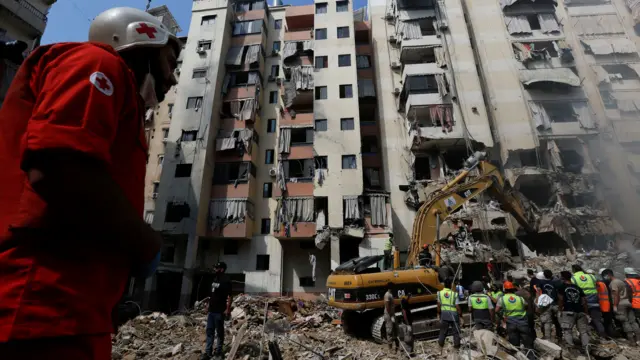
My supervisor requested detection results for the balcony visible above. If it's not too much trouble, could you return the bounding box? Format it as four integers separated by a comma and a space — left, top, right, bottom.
285, 4, 314, 30
230, 18, 268, 48
225, 44, 266, 73
207, 199, 255, 239
400, 36, 441, 63
399, 65, 450, 114
274, 222, 316, 238
408, 105, 467, 151
0, 0, 48, 35
284, 29, 313, 41
281, 110, 313, 127
211, 161, 256, 198
528, 100, 598, 136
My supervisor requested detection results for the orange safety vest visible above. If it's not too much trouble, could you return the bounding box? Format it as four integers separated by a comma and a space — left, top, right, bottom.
624, 278, 640, 309
596, 281, 610, 312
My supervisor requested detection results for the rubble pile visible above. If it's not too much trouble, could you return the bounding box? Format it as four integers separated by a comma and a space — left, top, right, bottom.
521, 249, 640, 278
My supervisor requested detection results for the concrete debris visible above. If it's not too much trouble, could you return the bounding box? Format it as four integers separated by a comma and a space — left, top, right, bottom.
533, 338, 561, 359
522, 248, 639, 279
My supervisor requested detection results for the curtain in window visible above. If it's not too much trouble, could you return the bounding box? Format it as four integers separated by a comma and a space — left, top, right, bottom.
572, 102, 596, 129
316, 4, 327, 13
222, 73, 231, 94
240, 99, 254, 120
538, 14, 560, 33
358, 79, 376, 98
284, 198, 314, 223
528, 102, 552, 130
342, 156, 357, 169
226, 46, 244, 65
435, 74, 449, 97
434, 48, 447, 68
247, 72, 259, 85
290, 66, 314, 90
282, 41, 299, 59
356, 55, 370, 69
209, 199, 247, 229
245, 45, 261, 64
216, 135, 236, 151
398, 20, 421, 40
369, 194, 387, 226
344, 197, 361, 220
279, 128, 291, 154
504, 15, 531, 34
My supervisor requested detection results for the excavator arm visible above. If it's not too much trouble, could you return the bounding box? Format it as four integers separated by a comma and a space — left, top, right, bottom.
405, 153, 536, 268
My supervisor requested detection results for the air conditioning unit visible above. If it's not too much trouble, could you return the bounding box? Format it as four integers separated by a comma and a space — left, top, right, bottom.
388, 34, 396, 43
197, 47, 206, 54
152, 193, 158, 199
390, 62, 400, 69
268, 167, 277, 177
268, 75, 276, 82
393, 88, 401, 95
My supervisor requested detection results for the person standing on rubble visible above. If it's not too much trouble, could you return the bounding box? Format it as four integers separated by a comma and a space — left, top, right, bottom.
384, 283, 399, 352
0, 7, 179, 359
468, 281, 494, 331
558, 271, 590, 354
605, 268, 640, 343
398, 294, 415, 357
537, 270, 563, 342
495, 282, 534, 359
623, 268, 640, 323
571, 264, 606, 338
597, 268, 615, 338
202, 262, 233, 360
437, 278, 463, 354
487, 258, 501, 284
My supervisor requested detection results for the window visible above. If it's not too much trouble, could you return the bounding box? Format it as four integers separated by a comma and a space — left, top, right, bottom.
526, 14, 541, 30
300, 276, 315, 287
283, 158, 314, 178
274, 19, 282, 29
315, 156, 328, 169
212, 162, 253, 184
261, 218, 271, 234
270, 65, 279, 77
342, 155, 357, 169
233, 19, 263, 35
340, 118, 354, 130
267, 119, 276, 133
175, 164, 192, 177
356, 55, 371, 69
269, 91, 278, 104
192, 69, 207, 78
315, 86, 328, 100
315, 56, 328, 69
158, 154, 164, 165
145, 210, 155, 224
291, 128, 314, 145
153, 182, 160, 193
223, 240, 238, 255
186, 97, 203, 109
235, 0, 266, 11
182, 130, 198, 141
337, 26, 350, 38
201, 15, 216, 26
160, 243, 175, 262
316, 3, 328, 14
256, 254, 270, 270
198, 40, 212, 50
408, 75, 438, 93
336, 0, 348, 12
600, 90, 616, 109
338, 54, 351, 67
361, 136, 379, 153
165, 202, 190, 222
265, 149, 274, 164
272, 41, 281, 53
162, 128, 170, 139
263, 183, 273, 198
339, 84, 353, 98
167, 104, 174, 118
315, 28, 327, 40
315, 119, 328, 131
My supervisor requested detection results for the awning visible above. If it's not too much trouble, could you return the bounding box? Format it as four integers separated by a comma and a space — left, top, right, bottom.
403, 63, 445, 77
581, 38, 637, 55
500, 0, 556, 9
519, 68, 581, 87
397, 9, 435, 20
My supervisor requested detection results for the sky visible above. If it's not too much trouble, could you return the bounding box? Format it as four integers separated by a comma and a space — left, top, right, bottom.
42, 0, 367, 45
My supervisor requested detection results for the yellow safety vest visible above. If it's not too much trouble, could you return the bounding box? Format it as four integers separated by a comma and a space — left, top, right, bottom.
439, 288, 457, 312
572, 271, 597, 295
490, 291, 503, 300
384, 238, 393, 251
502, 294, 526, 318
470, 294, 489, 310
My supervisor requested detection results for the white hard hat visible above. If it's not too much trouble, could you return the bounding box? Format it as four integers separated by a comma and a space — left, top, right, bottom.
89, 7, 179, 52
599, 268, 606, 275
536, 271, 545, 280
624, 267, 639, 275
586, 269, 595, 275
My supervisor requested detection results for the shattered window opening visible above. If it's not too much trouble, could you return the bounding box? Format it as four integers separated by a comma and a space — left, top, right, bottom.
256, 254, 270, 270
361, 136, 379, 154
526, 14, 541, 30
299, 276, 315, 287
315, 156, 328, 169
284, 159, 315, 179
223, 240, 238, 255
212, 162, 253, 184
414, 156, 431, 180
541, 102, 580, 123
601, 64, 640, 81
407, 75, 439, 94
290, 127, 314, 145
165, 202, 190, 223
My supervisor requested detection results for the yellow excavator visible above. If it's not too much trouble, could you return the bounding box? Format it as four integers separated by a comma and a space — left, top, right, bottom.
325, 152, 543, 341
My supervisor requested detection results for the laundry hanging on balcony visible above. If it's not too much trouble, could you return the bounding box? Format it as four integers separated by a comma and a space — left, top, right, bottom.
282, 40, 314, 60
245, 44, 261, 64
358, 79, 376, 98
276, 160, 287, 191
344, 196, 361, 220
226, 46, 244, 65
428, 105, 453, 133
209, 199, 248, 230
215, 128, 254, 153
228, 98, 255, 120
528, 101, 552, 130
290, 66, 314, 90
279, 128, 291, 154
504, 15, 531, 34
274, 197, 314, 234
369, 194, 388, 226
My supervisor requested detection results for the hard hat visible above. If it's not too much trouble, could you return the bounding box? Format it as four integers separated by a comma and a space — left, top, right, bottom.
503, 281, 515, 290
489, 258, 495, 262
470, 281, 484, 292
599, 268, 606, 275
423, 243, 429, 249
535, 271, 545, 280
586, 269, 595, 275
89, 7, 179, 52
214, 262, 227, 271
624, 267, 639, 276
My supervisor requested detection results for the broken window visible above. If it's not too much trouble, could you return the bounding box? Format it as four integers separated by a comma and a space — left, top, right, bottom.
315, 156, 328, 169
519, 149, 539, 167
256, 255, 270, 270
361, 136, 379, 154
363, 168, 382, 188
414, 156, 431, 180
601, 64, 640, 81
441, 148, 467, 171
315, 196, 328, 228
559, 149, 584, 174
212, 162, 253, 184
299, 276, 315, 287
175, 164, 192, 178
599, 90, 617, 109
165, 202, 190, 222
283, 159, 314, 179
290, 128, 314, 145
223, 240, 238, 254
182, 130, 198, 141
407, 75, 439, 94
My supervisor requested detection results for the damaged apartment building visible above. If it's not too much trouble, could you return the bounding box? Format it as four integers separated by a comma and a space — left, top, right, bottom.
142, 0, 393, 312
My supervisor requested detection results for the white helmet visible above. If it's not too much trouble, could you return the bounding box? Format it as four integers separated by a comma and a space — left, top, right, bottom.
89, 7, 178, 52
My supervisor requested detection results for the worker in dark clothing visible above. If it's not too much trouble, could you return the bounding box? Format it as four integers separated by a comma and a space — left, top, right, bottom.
203, 262, 233, 360
418, 244, 432, 267
526, 269, 539, 341
537, 270, 563, 342
558, 271, 590, 354
437, 278, 462, 354
468, 281, 494, 331
496, 282, 534, 360
399, 294, 415, 357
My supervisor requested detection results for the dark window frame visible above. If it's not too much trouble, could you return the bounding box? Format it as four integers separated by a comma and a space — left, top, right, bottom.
315, 119, 328, 131
338, 54, 351, 67
315, 28, 328, 40
339, 84, 353, 98
337, 26, 350, 39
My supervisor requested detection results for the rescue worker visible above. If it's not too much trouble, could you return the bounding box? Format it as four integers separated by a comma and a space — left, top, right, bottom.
489, 283, 504, 305
418, 243, 432, 267
571, 264, 606, 337
487, 258, 500, 283
384, 235, 394, 270
538, 270, 563, 342
525, 269, 538, 340
0, 7, 179, 359
495, 281, 534, 359
437, 278, 463, 354
604, 268, 640, 343
624, 268, 640, 318
384, 283, 399, 351
468, 281, 494, 331
398, 293, 415, 357
597, 268, 615, 338
558, 271, 590, 353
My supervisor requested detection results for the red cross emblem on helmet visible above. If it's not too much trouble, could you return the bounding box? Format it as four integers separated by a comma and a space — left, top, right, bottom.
580, 275, 587, 281
136, 23, 158, 39
508, 296, 516, 303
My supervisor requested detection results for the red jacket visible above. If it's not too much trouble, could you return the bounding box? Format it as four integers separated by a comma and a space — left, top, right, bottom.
0, 42, 147, 340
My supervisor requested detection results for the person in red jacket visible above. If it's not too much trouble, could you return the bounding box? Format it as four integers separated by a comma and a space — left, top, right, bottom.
0, 7, 180, 359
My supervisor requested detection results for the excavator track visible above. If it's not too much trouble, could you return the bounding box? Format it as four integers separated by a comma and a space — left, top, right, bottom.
371, 315, 385, 343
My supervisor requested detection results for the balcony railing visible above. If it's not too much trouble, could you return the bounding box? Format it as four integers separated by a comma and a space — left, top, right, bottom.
16, 0, 48, 22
